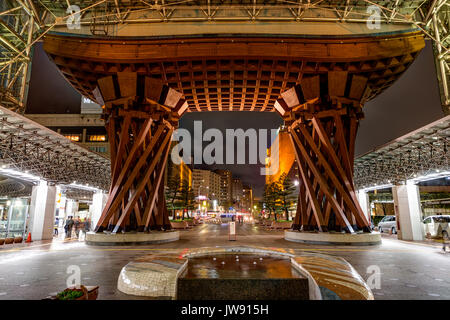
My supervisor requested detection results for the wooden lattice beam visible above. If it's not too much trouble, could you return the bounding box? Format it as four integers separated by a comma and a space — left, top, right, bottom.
279, 71, 373, 233
94, 72, 186, 233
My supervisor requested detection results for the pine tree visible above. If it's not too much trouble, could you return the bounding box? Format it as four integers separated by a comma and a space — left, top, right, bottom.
263, 182, 281, 220
178, 180, 196, 219
165, 177, 181, 219
276, 172, 296, 221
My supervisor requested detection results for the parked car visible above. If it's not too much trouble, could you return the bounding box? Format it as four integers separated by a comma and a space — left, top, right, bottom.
378, 215, 397, 234
422, 215, 450, 239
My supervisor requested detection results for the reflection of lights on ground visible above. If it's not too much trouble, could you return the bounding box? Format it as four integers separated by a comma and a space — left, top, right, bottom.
0, 241, 85, 265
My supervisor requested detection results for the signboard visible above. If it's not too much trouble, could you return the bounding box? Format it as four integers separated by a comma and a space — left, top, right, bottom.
81, 96, 102, 114
229, 221, 236, 241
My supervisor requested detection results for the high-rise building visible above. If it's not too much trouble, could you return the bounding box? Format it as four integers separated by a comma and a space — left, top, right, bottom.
242, 185, 253, 213
165, 143, 193, 188
25, 96, 109, 157
214, 169, 232, 209
232, 177, 243, 209
265, 129, 300, 188
192, 169, 221, 201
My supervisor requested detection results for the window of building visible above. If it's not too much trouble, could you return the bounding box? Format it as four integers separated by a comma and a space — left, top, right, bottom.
89, 146, 107, 153
64, 134, 81, 142
88, 135, 107, 142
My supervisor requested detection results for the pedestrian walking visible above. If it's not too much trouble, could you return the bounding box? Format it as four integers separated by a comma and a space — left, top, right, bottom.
84, 218, 91, 234
443, 232, 449, 253
54, 217, 59, 236
64, 216, 74, 238
74, 217, 81, 238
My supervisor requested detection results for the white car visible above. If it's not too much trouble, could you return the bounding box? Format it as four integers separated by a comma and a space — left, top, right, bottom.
378, 215, 397, 234
422, 215, 450, 239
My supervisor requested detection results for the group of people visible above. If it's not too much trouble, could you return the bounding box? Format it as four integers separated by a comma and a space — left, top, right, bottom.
231, 215, 244, 224
63, 216, 91, 239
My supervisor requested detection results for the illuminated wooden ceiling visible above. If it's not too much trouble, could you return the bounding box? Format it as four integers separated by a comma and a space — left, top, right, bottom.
43, 31, 425, 112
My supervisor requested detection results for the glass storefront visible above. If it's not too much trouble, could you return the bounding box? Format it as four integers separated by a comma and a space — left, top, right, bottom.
0, 198, 29, 238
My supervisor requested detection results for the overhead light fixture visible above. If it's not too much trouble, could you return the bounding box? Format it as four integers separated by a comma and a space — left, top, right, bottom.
362, 183, 394, 192
0, 168, 42, 182
411, 171, 450, 183
68, 182, 101, 192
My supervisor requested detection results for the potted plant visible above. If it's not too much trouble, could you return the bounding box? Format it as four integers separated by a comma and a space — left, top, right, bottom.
50, 285, 99, 300
56, 286, 88, 300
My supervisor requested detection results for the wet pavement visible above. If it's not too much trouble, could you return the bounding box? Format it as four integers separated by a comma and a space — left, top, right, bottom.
0, 222, 449, 300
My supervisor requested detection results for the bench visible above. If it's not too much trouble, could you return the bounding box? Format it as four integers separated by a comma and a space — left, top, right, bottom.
267, 221, 292, 230
170, 221, 190, 229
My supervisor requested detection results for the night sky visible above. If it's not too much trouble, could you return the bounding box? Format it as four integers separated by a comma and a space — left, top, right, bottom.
26, 40, 444, 197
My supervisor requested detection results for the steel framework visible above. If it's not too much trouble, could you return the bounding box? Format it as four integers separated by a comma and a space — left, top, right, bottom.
0, 104, 111, 190
354, 114, 450, 189
0, 1, 449, 113
0, 177, 32, 197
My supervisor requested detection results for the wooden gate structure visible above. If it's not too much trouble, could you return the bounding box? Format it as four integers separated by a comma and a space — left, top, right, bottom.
92, 73, 187, 232
43, 30, 425, 233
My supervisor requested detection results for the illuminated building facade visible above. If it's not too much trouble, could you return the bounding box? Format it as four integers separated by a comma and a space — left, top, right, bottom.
242, 185, 253, 214
214, 169, 233, 209
25, 96, 109, 157
192, 169, 221, 202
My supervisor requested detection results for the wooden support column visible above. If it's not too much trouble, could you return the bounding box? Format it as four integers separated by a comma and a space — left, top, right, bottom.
278, 72, 372, 233
93, 72, 187, 233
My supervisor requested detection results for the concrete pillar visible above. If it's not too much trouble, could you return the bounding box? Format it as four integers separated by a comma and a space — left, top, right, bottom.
91, 191, 108, 231
392, 181, 424, 241
28, 181, 57, 241
65, 199, 73, 217
66, 199, 79, 217
73, 201, 79, 216
357, 190, 371, 223
82, 128, 87, 143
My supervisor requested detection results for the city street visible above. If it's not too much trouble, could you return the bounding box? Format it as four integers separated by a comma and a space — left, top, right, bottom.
0, 223, 449, 300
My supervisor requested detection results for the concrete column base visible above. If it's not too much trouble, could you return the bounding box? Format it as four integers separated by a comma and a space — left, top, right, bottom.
285, 230, 381, 245
85, 231, 179, 245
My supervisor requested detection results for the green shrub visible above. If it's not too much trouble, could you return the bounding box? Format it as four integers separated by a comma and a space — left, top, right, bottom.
56, 289, 84, 300
171, 218, 193, 222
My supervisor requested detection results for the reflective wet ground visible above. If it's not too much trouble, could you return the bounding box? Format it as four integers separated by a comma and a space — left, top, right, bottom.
183, 254, 301, 279
0, 222, 450, 299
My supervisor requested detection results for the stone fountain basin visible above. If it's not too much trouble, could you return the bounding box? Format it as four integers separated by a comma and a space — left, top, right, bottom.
117, 246, 374, 300
178, 252, 310, 300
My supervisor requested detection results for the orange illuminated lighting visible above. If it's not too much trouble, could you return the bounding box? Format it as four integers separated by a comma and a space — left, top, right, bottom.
89, 135, 106, 142
65, 135, 80, 142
